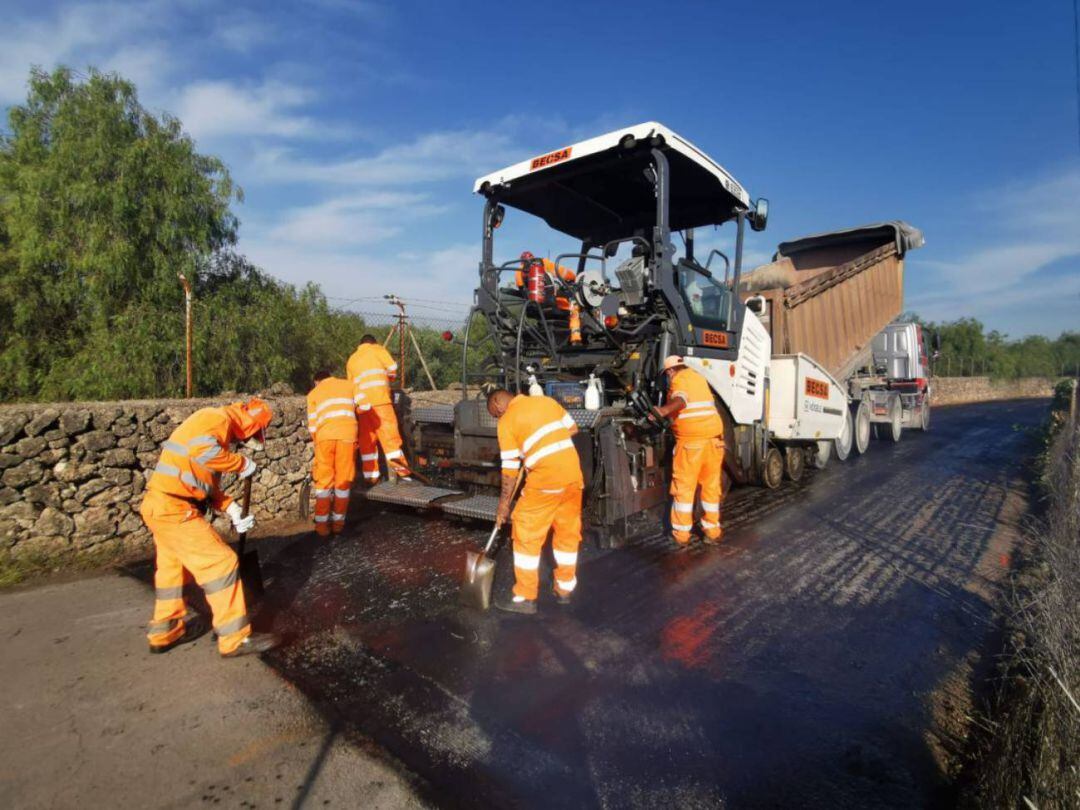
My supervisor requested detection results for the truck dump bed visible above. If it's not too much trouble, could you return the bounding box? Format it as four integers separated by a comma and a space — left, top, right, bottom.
741, 221, 923, 382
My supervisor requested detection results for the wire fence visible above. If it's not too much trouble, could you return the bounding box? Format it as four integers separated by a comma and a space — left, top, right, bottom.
931, 355, 1080, 379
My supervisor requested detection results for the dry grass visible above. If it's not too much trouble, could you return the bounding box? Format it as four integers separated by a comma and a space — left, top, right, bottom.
963, 384, 1080, 809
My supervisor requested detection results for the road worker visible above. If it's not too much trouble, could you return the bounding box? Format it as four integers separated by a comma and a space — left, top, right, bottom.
139, 398, 279, 657
347, 334, 412, 484
307, 370, 368, 536
489, 388, 583, 614
650, 356, 724, 548
515, 251, 577, 312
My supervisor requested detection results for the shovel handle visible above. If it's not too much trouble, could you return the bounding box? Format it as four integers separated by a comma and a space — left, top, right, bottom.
236, 476, 253, 555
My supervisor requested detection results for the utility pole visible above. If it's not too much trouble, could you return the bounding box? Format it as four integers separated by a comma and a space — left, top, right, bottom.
178, 273, 193, 398
382, 294, 438, 391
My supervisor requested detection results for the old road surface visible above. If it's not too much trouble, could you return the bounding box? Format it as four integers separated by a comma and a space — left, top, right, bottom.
241, 399, 1043, 809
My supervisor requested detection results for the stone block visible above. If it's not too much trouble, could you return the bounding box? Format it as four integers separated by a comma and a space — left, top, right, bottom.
74, 506, 116, 539
0, 412, 30, 446
101, 448, 137, 468
76, 478, 111, 502
25, 408, 60, 437
0, 453, 20, 470
78, 430, 118, 453
59, 410, 92, 435
103, 467, 133, 486
2, 460, 44, 489
35, 507, 75, 537
92, 407, 122, 431
23, 483, 62, 508
0, 487, 19, 506
14, 436, 48, 457
53, 461, 96, 484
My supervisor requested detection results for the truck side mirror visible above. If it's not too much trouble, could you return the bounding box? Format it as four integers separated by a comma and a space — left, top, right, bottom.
932, 332, 942, 351
750, 198, 769, 232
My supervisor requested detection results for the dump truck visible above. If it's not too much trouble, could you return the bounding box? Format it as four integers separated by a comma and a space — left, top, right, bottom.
367, 122, 924, 546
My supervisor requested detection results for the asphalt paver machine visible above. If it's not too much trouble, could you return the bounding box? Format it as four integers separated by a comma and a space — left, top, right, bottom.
370, 122, 919, 547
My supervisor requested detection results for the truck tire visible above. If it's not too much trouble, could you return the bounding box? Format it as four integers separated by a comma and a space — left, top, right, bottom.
854, 399, 871, 454
834, 407, 853, 461
762, 447, 784, 489
920, 399, 931, 431
888, 396, 903, 442
812, 440, 831, 470
784, 446, 805, 482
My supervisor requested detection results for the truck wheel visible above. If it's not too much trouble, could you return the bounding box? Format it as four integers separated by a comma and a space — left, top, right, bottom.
854, 400, 871, 454
834, 407, 853, 461
920, 399, 931, 431
784, 446, 805, 481
812, 440, 831, 470
762, 447, 784, 489
888, 396, 903, 442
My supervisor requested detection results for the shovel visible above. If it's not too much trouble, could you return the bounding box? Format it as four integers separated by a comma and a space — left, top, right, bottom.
460, 469, 524, 610
235, 476, 264, 599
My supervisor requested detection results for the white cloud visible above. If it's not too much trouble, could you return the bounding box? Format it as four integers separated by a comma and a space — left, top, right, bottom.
265, 191, 445, 246
0, 0, 175, 103
253, 127, 526, 186
905, 166, 1080, 332
174, 79, 321, 140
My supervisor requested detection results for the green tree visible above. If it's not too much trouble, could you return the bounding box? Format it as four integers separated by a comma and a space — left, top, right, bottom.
0, 67, 238, 400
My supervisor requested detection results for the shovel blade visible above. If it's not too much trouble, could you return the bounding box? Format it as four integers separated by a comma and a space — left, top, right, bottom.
460, 550, 495, 610
238, 550, 264, 600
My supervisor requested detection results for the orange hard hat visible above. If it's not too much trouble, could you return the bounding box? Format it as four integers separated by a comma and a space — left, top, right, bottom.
662, 355, 685, 372
520, 250, 535, 261
226, 397, 273, 442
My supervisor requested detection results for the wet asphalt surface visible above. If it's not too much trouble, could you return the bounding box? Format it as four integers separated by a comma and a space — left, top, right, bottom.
251, 400, 1045, 809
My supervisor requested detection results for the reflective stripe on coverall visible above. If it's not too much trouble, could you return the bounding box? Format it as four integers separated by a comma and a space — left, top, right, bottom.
307, 377, 361, 535
498, 395, 584, 600
141, 406, 254, 654
346, 343, 410, 481
668, 368, 725, 545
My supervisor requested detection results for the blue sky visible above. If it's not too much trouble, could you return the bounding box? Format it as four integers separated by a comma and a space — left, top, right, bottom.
2, 0, 1078, 336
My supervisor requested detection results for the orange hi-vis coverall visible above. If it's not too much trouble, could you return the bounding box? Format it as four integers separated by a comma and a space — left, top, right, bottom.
515, 258, 577, 311
668, 368, 725, 545
346, 342, 410, 482
307, 377, 364, 536
140, 405, 258, 654
498, 395, 584, 601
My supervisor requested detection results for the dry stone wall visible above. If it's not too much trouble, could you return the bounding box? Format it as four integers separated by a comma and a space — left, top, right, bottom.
932, 376, 1057, 406
0, 396, 312, 574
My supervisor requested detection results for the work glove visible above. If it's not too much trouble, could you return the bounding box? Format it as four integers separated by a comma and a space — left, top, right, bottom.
494, 502, 511, 530
238, 457, 257, 479
226, 501, 255, 534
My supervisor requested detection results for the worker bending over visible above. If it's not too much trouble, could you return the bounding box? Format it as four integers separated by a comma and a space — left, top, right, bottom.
346, 334, 412, 483
140, 398, 279, 657
651, 356, 725, 548
489, 388, 583, 614
307, 370, 368, 536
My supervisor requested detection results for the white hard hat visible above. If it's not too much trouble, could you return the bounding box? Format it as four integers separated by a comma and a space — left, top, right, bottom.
662, 355, 685, 372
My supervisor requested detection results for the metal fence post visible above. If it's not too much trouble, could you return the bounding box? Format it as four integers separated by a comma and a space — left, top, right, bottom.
1071, 379, 1078, 429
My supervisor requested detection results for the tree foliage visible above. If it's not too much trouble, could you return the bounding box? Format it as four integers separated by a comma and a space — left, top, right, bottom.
901, 313, 1079, 379
0, 67, 478, 400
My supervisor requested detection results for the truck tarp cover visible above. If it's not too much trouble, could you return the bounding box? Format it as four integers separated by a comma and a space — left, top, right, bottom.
777, 221, 925, 260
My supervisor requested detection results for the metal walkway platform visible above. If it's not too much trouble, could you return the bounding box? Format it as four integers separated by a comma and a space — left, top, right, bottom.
364, 481, 463, 508
440, 493, 499, 522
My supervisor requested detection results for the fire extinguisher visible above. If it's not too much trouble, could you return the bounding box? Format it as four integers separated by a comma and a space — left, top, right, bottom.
526, 260, 548, 305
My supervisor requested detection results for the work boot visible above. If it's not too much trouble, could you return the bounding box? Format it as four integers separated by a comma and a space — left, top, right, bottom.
702, 532, 724, 547
148, 613, 208, 655
495, 596, 537, 615
221, 632, 281, 658
670, 537, 692, 552
552, 588, 573, 606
